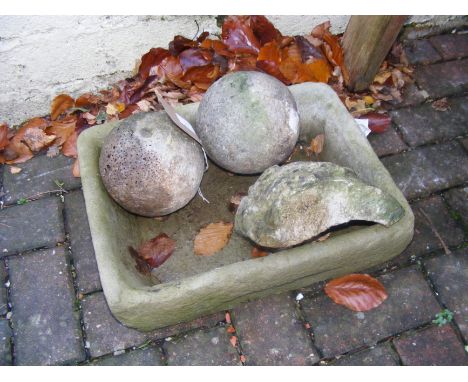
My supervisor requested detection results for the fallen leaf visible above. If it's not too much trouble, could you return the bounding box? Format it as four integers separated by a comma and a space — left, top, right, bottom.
306, 134, 325, 157
240, 355, 246, 363
228, 191, 247, 213
194, 222, 233, 256
226, 325, 236, 334
51, 94, 75, 120
251, 246, 269, 258
324, 273, 388, 312
62, 130, 78, 158
0, 123, 9, 150
21, 117, 50, 131
358, 112, 391, 134
72, 158, 80, 177
9, 166, 22, 174
22, 127, 56, 152
132, 233, 176, 273
230, 336, 237, 347
46, 144, 60, 158
225, 312, 232, 324
46, 116, 76, 146
75, 92, 103, 108
431, 97, 450, 112
138, 47, 171, 80
222, 16, 261, 55
106, 102, 125, 116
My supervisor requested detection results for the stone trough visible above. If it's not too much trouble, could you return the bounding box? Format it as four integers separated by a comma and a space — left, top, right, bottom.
77, 82, 414, 331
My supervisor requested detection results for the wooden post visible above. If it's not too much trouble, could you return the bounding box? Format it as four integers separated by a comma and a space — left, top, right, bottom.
342, 15, 407, 91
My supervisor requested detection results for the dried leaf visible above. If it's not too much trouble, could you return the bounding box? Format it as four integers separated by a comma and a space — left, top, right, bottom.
46, 116, 76, 146
222, 16, 261, 55
9, 166, 22, 174
135, 233, 176, 269
250, 15, 283, 45
22, 127, 56, 152
75, 93, 103, 109
21, 117, 50, 131
306, 134, 325, 157
251, 246, 269, 258
374, 70, 392, 85
324, 273, 388, 312
194, 222, 234, 256
431, 97, 450, 112
138, 47, 171, 80
51, 94, 75, 120
359, 112, 391, 134
230, 336, 237, 347
62, 130, 78, 158
72, 158, 80, 177
228, 192, 247, 213
226, 325, 236, 334
106, 102, 125, 116
0, 123, 9, 150
46, 144, 60, 158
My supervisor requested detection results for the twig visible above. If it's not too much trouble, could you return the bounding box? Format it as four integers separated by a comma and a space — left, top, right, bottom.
419, 208, 451, 255
2, 188, 68, 209
192, 19, 200, 41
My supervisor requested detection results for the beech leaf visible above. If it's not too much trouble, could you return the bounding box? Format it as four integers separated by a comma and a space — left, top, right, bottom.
0, 123, 9, 150
324, 273, 388, 312
360, 112, 391, 134
131, 233, 176, 274
22, 127, 56, 152
51, 94, 75, 120
194, 222, 233, 256
251, 246, 269, 258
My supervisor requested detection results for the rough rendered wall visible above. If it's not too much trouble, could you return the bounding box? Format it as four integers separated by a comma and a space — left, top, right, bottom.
0, 15, 465, 126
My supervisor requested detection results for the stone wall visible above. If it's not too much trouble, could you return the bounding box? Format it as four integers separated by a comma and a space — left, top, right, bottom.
0, 15, 465, 126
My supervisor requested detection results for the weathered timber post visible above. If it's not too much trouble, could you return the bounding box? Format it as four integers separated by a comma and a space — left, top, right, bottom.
342, 15, 407, 91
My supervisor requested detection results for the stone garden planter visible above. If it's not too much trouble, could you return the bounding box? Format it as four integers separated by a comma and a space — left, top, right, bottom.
77, 82, 414, 331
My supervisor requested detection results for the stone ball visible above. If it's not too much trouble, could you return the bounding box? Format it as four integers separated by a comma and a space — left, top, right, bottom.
195, 71, 300, 174
99, 111, 205, 217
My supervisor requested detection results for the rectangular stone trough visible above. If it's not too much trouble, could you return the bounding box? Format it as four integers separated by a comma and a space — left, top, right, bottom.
78, 82, 414, 331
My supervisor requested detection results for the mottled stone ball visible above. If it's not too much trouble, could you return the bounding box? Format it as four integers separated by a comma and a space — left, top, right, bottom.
196, 71, 299, 174
99, 111, 205, 217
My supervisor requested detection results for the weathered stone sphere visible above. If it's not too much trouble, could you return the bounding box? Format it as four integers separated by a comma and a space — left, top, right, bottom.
99, 111, 205, 217
196, 71, 299, 174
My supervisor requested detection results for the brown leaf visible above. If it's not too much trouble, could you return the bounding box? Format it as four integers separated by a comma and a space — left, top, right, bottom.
256, 40, 289, 84
21, 117, 50, 131
251, 246, 269, 258
72, 158, 80, 177
230, 336, 237, 347
138, 47, 171, 80
46, 144, 60, 158
46, 116, 76, 146
431, 97, 450, 112
250, 15, 283, 45
358, 112, 391, 134
228, 191, 247, 213
222, 16, 261, 55
22, 127, 56, 152
75, 93, 103, 108
51, 94, 75, 120
194, 222, 233, 256
324, 273, 388, 312
2, 123, 33, 164
0, 123, 9, 150
62, 130, 78, 158
134, 233, 176, 270
306, 134, 325, 157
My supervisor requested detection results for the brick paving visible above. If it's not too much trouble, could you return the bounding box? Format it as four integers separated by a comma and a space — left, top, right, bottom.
0, 30, 467, 366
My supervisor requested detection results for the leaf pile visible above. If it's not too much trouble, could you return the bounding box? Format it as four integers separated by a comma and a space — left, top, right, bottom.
0, 16, 415, 169
0, 16, 348, 167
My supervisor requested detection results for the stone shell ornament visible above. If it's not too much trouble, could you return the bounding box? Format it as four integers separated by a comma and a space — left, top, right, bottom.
99, 111, 205, 217
195, 71, 300, 174
235, 161, 405, 248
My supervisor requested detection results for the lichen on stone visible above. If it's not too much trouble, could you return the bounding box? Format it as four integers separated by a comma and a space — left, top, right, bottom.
235, 161, 405, 248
